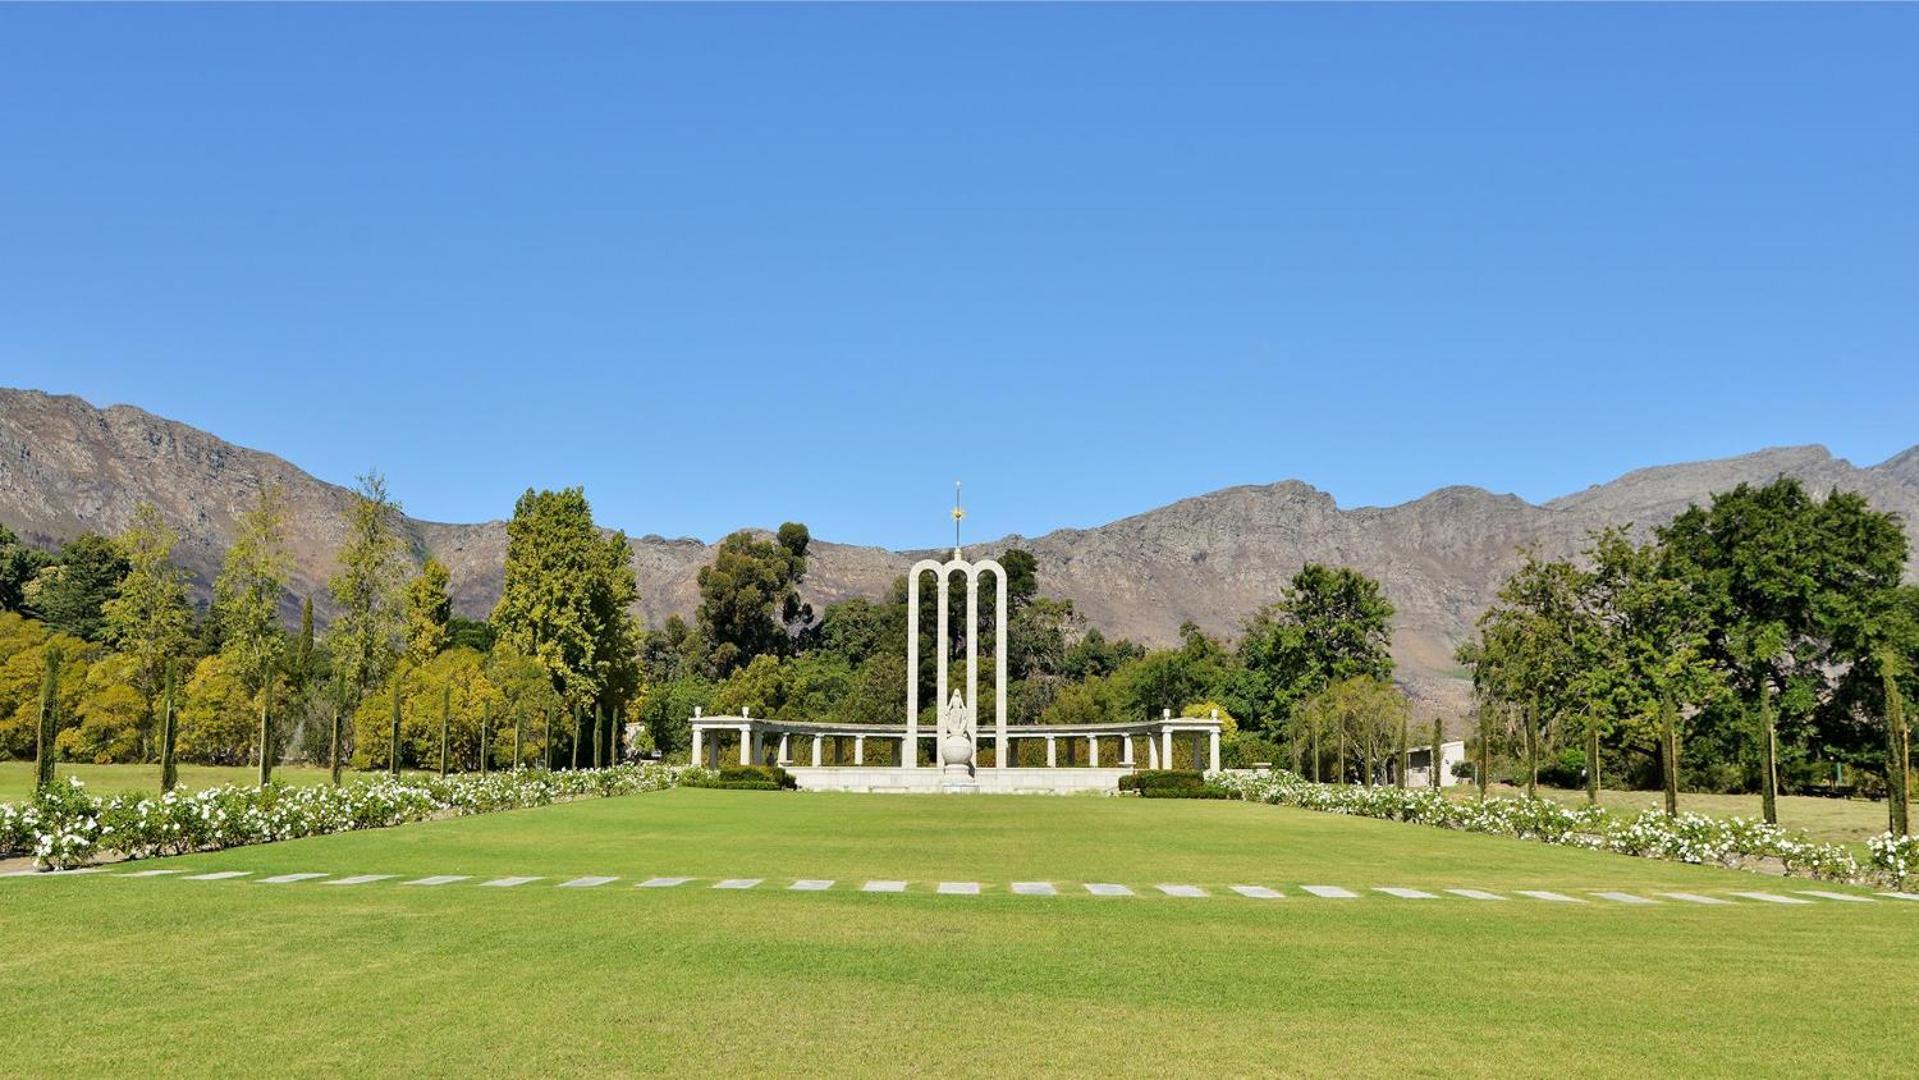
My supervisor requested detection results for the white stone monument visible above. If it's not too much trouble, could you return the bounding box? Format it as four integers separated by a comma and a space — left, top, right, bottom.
906, 483, 1006, 781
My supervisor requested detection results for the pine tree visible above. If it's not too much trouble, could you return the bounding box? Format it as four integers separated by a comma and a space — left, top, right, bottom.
438, 683, 451, 778
404, 556, 453, 667
159, 663, 179, 793
35, 646, 62, 790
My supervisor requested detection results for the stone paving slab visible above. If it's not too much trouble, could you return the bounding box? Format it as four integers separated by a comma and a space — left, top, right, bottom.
789, 879, 834, 891
1660, 892, 1732, 905
713, 879, 763, 890
480, 877, 543, 888
638, 877, 693, 888
863, 880, 908, 893
1880, 892, 1919, 901
1084, 883, 1133, 896
1446, 889, 1505, 901
1301, 885, 1357, 898
259, 873, 329, 884
402, 875, 470, 886
937, 881, 982, 895
1157, 884, 1208, 898
1229, 885, 1283, 900
1516, 890, 1585, 903
1731, 891, 1811, 905
120, 869, 182, 878
1797, 890, 1872, 903
1376, 887, 1438, 899
1011, 882, 1057, 895
558, 876, 618, 888
323, 874, 395, 886
1592, 892, 1657, 905
184, 871, 252, 881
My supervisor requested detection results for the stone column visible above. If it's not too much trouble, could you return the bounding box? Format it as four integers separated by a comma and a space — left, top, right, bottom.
740, 727, 751, 766
1147, 735, 1160, 770
1045, 735, 1057, 768
1088, 736, 1100, 768
1161, 726, 1173, 771
1209, 730, 1221, 773
812, 735, 823, 767
778, 732, 790, 764
1121, 735, 1134, 767
690, 724, 703, 767
750, 730, 764, 764
901, 736, 911, 768
854, 735, 865, 766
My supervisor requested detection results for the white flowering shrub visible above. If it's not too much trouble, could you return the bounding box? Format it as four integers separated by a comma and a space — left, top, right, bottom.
1215, 770, 1908, 887
2, 764, 680, 870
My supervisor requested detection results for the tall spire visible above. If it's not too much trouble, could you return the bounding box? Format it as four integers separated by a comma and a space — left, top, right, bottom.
951, 480, 965, 560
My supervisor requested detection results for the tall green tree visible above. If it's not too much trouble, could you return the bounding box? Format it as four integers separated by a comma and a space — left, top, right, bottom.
405, 556, 453, 666
35, 645, 62, 789
32, 532, 130, 642
0, 523, 49, 614
492, 488, 639, 718
214, 483, 291, 785
100, 503, 193, 749
326, 473, 409, 772
1660, 479, 1907, 823
1240, 564, 1395, 736
695, 524, 812, 676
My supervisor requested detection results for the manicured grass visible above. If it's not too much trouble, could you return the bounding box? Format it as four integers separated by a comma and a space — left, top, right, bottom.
0, 762, 444, 803
1458, 782, 1894, 844
3, 789, 1913, 1076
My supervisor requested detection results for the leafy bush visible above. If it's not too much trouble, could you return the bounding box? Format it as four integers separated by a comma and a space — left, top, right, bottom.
1537, 749, 1587, 790
1215, 770, 1913, 889
1120, 770, 1226, 799
2, 764, 679, 870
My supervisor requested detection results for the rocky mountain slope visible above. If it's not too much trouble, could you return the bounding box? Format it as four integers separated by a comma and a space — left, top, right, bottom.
4, 386, 1915, 721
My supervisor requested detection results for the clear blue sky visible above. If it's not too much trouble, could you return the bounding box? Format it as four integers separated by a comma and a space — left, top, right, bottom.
2, 5, 1914, 550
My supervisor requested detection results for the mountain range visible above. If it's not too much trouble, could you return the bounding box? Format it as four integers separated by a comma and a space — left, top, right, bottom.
4, 386, 1915, 723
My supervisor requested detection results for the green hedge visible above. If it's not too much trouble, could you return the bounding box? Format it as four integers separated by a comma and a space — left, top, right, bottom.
682, 765, 797, 791
1119, 770, 1227, 798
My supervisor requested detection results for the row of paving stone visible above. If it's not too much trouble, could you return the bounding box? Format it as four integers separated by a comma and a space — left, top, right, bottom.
15, 866, 1919, 905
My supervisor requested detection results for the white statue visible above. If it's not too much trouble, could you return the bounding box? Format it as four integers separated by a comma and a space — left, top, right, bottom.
938, 688, 974, 775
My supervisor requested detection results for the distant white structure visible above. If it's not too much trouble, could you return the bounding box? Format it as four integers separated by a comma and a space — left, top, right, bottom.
685, 487, 1223, 794
1404, 740, 1469, 787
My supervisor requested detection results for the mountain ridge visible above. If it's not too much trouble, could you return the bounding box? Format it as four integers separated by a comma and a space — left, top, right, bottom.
4, 386, 1914, 722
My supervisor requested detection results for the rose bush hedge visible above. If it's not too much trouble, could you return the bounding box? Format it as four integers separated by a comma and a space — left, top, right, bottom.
1, 763, 679, 870
1215, 769, 1911, 888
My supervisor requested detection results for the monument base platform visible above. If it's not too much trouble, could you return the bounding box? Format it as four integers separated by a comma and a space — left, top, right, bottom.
784, 766, 1133, 795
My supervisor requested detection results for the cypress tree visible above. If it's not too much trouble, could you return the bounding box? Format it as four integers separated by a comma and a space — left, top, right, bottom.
257, 683, 274, 786
513, 708, 523, 771
480, 700, 491, 777
1885, 658, 1911, 837
1476, 708, 1490, 801
592, 704, 605, 769
571, 705, 583, 770
542, 707, 553, 770
1395, 714, 1409, 790
1524, 699, 1539, 798
35, 648, 62, 790
1660, 690, 1680, 817
389, 669, 405, 778
1585, 716, 1601, 805
1309, 723, 1320, 783
159, 663, 179, 794
1430, 716, 1443, 790
328, 680, 345, 787
438, 683, 450, 778
1758, 677, 1778, 825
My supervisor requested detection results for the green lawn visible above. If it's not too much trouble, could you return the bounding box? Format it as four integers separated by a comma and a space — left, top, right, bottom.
3, 789, 1914, 1076
1461, 782, 1894, 844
